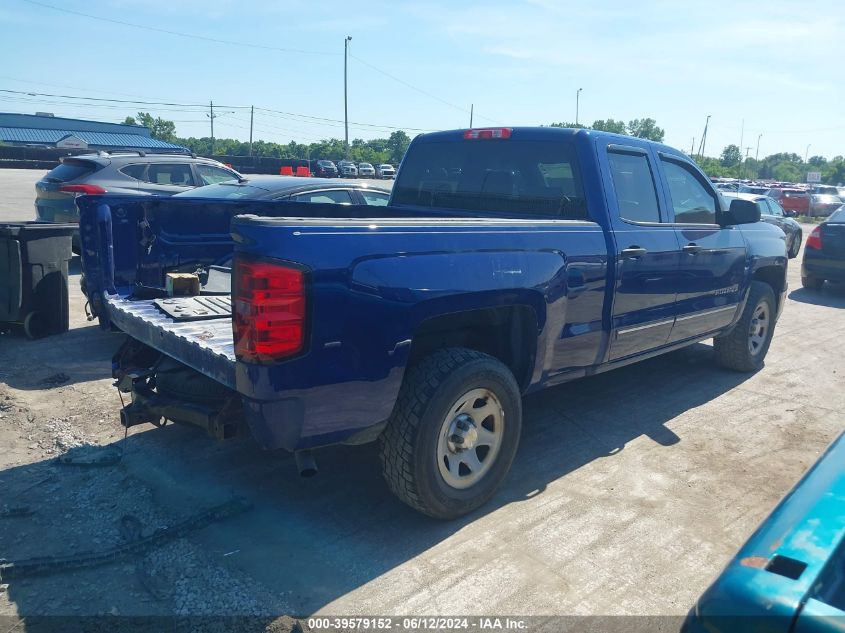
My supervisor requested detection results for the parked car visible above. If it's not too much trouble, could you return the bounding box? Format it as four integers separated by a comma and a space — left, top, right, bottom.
767, 187, 810, 215
682, 431, 845, 633
809, 184, 842, 197
337, 160, 358, 178
81, 127, 786, 519
738, 185, 770, 195
313, 160, 338, 178
375, 163, 396, 179
801, 204, 845, 289
722, 192, 803, 258
35, 151, 240, 250
174, 175, 390, 206
809, 193, 843, 217
357, 162, 376, 178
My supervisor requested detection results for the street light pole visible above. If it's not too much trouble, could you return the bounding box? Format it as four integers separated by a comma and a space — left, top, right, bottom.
755, 134, 762, 162
805, 143, 811, 164
344, 35, 352, 156
575, 88, 583, 126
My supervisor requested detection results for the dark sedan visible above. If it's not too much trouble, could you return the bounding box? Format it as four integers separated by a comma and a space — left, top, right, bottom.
801, 205, 845, 289
313, 160, 338, 178
722, 192, 803, 258
173, 175, 391, 206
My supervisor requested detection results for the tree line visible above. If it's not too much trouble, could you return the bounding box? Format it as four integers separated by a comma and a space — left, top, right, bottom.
126, 111, 844, 184
124, 112, 411, 165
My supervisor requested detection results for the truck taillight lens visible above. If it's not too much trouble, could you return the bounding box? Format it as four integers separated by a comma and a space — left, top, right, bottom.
806, 226, 823, 250
233, 257, 307, 363
463, 128, 512, 140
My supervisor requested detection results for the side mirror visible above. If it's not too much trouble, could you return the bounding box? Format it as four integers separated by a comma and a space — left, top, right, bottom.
721, 199, 761, 226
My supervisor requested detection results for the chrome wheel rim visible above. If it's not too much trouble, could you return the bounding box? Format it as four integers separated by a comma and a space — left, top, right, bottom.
748, 302, 769, 356
436, 388, 504, 490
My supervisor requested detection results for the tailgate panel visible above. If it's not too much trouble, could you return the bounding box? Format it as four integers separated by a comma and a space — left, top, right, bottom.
106, 294, 236, 389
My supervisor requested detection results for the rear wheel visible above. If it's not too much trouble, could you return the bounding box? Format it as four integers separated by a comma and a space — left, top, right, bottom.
802, 275, 824, 290
714, 281, 776, 372
788, 232, 801, 258
379, 348, 522, 519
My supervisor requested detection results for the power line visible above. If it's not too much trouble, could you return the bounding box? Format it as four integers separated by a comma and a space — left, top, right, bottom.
0, 88, 229, 109
17, 0, 336, 57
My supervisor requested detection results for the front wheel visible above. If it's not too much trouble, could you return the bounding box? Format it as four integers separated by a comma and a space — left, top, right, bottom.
788, 233, 801, 258
714, 281, 777, 372
379, 348, 522, 519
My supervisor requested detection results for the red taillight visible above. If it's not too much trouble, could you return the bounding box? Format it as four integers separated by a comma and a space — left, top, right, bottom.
233, 258, 306, 363
463, 128, 512, 140
59, 184, 107, 195
806, 226, 823, 250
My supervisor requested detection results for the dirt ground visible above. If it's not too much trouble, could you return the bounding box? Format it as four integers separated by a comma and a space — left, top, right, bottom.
0, 168, 843, 630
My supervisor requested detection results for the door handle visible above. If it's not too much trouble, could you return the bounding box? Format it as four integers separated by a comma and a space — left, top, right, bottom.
621, 246, 647, 258
683, 243, 702, 254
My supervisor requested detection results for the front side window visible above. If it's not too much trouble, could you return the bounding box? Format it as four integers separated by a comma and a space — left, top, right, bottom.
392, 139, 587, 219
146, 163, 195, 186
607, 151, 661, 223
196, 164, 236, 185
293, 189, 353, 204
661, 159, 717, 224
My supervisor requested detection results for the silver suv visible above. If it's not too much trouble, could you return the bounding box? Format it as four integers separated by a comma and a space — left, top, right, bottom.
35, 151, 240, 244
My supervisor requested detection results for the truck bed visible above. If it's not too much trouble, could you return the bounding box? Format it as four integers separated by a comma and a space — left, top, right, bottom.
105, 293, 236, 388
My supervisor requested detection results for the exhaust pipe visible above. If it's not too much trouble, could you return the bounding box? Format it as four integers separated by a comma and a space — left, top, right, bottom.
294, 449, 318, 478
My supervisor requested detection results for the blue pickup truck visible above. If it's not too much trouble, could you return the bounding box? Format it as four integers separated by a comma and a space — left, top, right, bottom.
80, 127, 788, 519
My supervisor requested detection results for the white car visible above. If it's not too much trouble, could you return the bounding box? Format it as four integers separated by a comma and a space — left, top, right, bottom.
376, 164, 396, 179
337, 160, 358, 178
357, 162, 376, 178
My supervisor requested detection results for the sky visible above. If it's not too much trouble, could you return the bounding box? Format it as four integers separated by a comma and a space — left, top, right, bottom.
1, 0, 843, 159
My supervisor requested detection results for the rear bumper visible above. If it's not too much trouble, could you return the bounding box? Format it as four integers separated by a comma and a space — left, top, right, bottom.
35, 197, 79, 224
802, 253, 845, 281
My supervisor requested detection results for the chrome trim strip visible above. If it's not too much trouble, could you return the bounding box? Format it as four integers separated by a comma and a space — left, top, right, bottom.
616, 318, 675, 336
675, 305, 737, 323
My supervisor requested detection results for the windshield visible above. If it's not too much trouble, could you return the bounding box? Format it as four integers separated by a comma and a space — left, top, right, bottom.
393, 138, 587, 219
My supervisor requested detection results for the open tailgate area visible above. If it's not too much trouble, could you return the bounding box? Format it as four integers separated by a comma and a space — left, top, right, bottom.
105, 293, 236, 389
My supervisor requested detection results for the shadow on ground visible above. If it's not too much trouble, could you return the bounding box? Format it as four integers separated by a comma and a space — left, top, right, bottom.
788, 281, 845, 309
0, 341, 756, 622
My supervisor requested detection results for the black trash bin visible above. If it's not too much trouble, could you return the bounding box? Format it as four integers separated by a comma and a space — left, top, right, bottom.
0, 222, 76, 339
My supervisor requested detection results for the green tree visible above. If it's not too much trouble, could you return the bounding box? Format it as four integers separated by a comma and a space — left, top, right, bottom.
549, 122, 586, 129
626, 118, 664, 142
590, 119, 626, 134
720, 144, 742, 167
386, 130, 411, 164
130, 112, 177, 143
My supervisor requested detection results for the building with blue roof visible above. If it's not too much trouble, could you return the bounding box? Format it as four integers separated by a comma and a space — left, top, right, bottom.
0, 112, 187, 152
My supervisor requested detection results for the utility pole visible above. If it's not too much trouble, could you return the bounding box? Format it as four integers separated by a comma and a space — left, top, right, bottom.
755, 133, 762, 162
697, 115, 711, 159
344, 35, 352, 156
743, 146, 751, 179
575, 88, 583, 126
249, 105, 254, 157
469, 104, 473, 128
739, 118, 744, 157
690, 137, 695, 155
805, 143, 811, 164
209, 100, 214, 155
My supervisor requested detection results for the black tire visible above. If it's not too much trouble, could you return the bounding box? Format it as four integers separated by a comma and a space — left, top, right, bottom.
155, 357, 230, 404
714, 281, 777, 372
802, 275, 824, 290
379, 348, 522, 519
788, 233, 801, 258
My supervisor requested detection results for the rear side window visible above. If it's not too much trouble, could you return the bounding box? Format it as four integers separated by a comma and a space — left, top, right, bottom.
360, 190, 389, 206
660, 159, 718, 224
607, 151, 661, 223
146, 164, 195, 186
392, 139, 588, 219
44, 160, 97, 182
293, 190, 353, 204
119, 164, 147, 180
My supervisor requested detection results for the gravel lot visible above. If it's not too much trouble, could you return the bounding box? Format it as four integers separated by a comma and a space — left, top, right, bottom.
0, 167, 843, 628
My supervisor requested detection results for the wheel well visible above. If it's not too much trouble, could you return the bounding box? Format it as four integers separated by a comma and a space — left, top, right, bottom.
753, 266, 786, 307
408, 305, 537, 392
